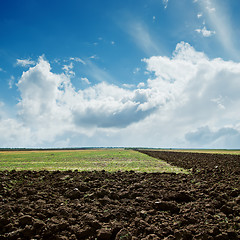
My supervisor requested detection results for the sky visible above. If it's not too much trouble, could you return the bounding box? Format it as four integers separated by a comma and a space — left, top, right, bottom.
0, 0, 240, 148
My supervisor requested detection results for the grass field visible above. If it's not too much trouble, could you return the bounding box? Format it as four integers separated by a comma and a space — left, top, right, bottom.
0, 149, 188, 173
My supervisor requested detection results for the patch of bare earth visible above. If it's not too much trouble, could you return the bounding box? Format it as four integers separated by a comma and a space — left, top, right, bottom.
0, 150, 239, 239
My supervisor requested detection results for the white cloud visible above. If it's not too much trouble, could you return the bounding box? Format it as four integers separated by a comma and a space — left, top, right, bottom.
62, 62, 75, 77
111, 41, 115, 45
140, 42, 240, 147
185, 126, 240, 149
197, 0, 239, 59
11, 56, 159, 145
137, 82, 145, 88
197, 13, 203, 18
81, 77, 91, 85
195, 26, 216, 37
163, 0, 169, 9
122, 83, 135, 88
0, 118, 32, 147
8, 76, 15, 89
206, 6, 215, 13
211, 96, 225, 110
69, 57, 86, 65
0, 67, 3, 72
1, 42, 240, 148
89, 55, 97, 59
16, 58, 35, 67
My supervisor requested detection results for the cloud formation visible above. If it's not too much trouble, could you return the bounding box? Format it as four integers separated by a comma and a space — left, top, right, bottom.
195, 26, 215, 37
81, 77, 91, 85
8, 76, 15, 89
185, 126, 240, 149
126, 21, 161, 55
162, 0, 169, 9
16, 58, 35, 67
1, 42, 240, 148
197, 0, 239, 59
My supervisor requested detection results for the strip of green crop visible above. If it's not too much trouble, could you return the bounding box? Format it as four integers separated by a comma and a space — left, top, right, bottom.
0, 149, 188, 173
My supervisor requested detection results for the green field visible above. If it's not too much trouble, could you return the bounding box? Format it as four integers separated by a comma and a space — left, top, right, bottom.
0, 149, 188, 173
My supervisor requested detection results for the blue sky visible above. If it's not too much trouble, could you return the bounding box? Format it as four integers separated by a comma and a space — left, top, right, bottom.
0, 0, 240, 148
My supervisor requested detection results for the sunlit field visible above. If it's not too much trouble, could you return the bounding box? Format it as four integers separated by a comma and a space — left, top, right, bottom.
0, 149, 188, 173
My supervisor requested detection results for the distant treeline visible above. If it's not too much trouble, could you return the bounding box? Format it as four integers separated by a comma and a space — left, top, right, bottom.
0, 147, 126, 152
1, 147, 238, 152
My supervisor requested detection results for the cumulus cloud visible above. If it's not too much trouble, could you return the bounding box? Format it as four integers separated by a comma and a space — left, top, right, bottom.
16, 58, 35, 67
1, 42, 240, 148
185, 126, 240, 148
195, 26, 216, 37
0, 118, 32, 147
12, 56, 161, 145
140, 41, 240, 147
16, 56, 72, 143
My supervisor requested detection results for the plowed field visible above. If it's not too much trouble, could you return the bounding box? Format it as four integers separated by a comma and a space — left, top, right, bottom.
0, 150, 239, 240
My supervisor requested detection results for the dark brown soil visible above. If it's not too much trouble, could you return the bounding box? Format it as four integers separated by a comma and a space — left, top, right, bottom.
0, 150, 239, 240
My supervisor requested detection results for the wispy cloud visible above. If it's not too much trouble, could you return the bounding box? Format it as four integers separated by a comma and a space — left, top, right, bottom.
62, 62, 75, 77
69, 57, 86, 65
81, 77, 91, 85
126, 21, 161, 56
122, 83, 135, 88
198, 0, 239, 60
85, 60, 116, 84
8, 76, 15, 89
163, 0, 169, 9
133, 67, 140, 74
89, 55, 97, 59
195, 26, 215, 37
16, 58, 35, 67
